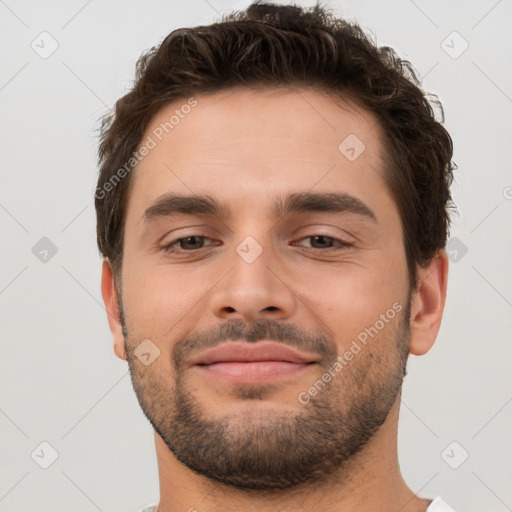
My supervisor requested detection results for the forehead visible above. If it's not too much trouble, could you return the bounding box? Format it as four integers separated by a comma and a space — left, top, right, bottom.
141, 86, 382, 160
127, 86, 391, 221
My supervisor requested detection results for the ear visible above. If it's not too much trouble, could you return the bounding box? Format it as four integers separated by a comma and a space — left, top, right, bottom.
101, 258, 127, 361
408, 249, 449, 356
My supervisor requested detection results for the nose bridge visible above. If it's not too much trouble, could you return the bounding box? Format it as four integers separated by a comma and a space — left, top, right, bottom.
233, 233, 276, 287
209, 230, 296, 321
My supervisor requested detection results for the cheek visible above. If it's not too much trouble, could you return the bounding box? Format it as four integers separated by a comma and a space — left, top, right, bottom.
120, 259, 213, 351
285, 255, 407, 350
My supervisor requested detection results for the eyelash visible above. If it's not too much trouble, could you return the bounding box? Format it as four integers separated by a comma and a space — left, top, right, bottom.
161, 234, 353, 254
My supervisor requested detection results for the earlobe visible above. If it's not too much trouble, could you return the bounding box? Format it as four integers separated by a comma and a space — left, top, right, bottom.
408, 250, 449, 356
100, 259, 127, 361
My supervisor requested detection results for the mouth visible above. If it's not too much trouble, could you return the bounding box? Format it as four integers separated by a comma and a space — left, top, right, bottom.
190, 341, 319, 384
196, 360, 315, 383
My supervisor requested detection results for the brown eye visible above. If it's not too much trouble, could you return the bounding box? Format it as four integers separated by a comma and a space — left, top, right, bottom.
177, 236, 207, 250
294, 235, 352, 251
163, 236, 213, 252
308, 235, 337, 249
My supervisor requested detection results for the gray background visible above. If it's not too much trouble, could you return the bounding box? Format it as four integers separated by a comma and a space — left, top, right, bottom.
1, 0, 511, 511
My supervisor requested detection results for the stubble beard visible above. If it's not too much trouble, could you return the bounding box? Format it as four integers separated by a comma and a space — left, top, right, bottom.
122, 304, 410, 491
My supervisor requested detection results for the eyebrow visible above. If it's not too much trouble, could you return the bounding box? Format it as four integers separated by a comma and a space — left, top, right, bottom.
143, 191, 377, 224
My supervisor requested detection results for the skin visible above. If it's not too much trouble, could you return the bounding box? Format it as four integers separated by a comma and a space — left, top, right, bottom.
101, 87, 448, 512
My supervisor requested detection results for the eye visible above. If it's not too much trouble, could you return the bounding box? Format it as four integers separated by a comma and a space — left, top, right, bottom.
162, 235, 216, 252
293, 235, 352, 251
160, 234, 351, 254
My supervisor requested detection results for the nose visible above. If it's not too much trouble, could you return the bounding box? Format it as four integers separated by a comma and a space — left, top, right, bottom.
209, 237, 296, 323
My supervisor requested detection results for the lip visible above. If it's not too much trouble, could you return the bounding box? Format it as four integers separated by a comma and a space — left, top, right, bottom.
189, 341, 319, 384
189, 341, 319, 366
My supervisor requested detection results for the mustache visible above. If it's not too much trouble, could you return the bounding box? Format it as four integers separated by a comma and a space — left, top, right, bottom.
172, 319, 337, 369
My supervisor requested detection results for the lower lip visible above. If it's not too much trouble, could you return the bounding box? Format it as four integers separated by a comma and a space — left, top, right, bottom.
195, 361, 313, 383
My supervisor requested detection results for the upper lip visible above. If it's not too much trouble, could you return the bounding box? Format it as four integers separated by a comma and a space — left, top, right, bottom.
190, 341, 319, 366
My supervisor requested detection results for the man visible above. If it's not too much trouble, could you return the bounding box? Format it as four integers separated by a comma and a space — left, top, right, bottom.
95, 2, 456, 511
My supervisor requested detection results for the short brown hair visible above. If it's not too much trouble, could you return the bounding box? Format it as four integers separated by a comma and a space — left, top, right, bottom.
95, 1, 456, 287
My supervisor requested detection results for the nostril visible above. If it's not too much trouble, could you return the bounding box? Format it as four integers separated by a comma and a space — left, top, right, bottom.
265, 306, 278, 311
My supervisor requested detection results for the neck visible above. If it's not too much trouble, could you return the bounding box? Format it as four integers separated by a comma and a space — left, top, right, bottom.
153, 398, 430, 512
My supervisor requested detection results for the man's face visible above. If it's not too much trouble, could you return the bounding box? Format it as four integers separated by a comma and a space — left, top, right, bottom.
117, 87, 411, 489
